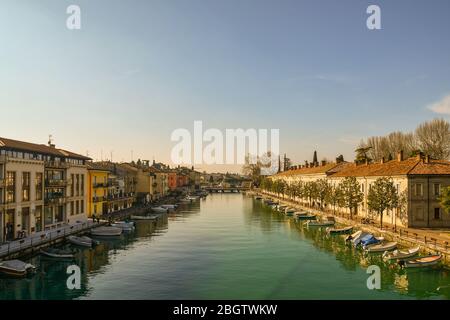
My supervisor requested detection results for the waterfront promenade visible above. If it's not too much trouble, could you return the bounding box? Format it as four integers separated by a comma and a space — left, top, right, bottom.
251, 190, 450, 265
0, 220, 100, 259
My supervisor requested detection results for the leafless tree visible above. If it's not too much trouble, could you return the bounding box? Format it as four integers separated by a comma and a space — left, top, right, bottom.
415, 118, 450, 160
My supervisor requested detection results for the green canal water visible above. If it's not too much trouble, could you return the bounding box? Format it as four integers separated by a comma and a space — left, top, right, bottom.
1, 194, 449, 300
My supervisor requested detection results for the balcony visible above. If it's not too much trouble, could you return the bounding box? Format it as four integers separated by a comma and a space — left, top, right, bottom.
0, 179, 5, 188
93, 182, 108, 188
45, 179, 68, 187
44, 161, 70, 169
92, 196, 105, 203
45, 197, 66, 206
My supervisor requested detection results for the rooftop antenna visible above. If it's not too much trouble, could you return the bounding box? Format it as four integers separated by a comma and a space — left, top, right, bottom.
131, 150, 134, 162
110, 150, 113, 162
101, 149, 103, 161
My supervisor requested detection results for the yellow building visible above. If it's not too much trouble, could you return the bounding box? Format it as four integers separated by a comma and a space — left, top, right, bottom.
87, 163, 109, 217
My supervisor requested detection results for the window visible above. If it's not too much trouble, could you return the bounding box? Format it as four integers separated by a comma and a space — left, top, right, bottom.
80, 200, 84, 214
6, 171, 16, 203
414, 184, 423, 197
434, 184, 441, 196
361, 184, 364, 193
35, 206, 43, 232
434, 208, 441, 220
81, 174, 84, 196
70, 201, 74, 216
22, 172, 30, 201
76, 174, 80, 196
76, 200, 79, 214
36, 173, 43, 200
71, 174, 75, 197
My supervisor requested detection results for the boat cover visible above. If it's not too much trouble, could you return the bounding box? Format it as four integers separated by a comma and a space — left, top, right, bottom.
360, 234, 380, 247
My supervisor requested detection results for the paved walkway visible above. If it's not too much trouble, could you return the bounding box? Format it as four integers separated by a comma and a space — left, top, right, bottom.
0, 220, 100, 259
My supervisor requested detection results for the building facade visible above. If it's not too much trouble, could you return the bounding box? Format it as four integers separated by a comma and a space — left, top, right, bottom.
0, 137, 90, 243
270, 153, 450, 228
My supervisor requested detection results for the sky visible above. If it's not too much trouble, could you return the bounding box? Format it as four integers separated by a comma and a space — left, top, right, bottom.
1, 0, 450, 173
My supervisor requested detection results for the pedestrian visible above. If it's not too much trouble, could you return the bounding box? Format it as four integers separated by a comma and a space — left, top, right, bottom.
92, 213, 97, 223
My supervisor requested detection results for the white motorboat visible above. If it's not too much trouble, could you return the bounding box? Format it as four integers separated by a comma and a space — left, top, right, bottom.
307, 220, 335, 227
130, 215, 158, 220
151, 206, 169, 213
383, 246, 420, 261
40, 247, 75, 259
285, 208, 296, 216
403, 254, 442, 268
111, 221, 135, 231
366, 241, 398, 253
90, 226, 122, 237
160, 204, 178, 210
0, 260, 36, 278
67, 235, 94, 247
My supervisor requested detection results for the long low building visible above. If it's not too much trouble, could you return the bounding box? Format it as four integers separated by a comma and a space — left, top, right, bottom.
270, 152, 450, 228
0, 137, 91, 243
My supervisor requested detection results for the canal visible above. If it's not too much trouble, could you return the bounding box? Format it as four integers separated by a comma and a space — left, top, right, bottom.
1, 194, 449, 300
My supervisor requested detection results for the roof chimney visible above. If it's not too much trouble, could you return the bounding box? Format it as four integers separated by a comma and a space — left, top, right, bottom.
321, 160, 326, 166
381, 157, 385, 164
397, 150, 404, 162
425, 155, 430, 164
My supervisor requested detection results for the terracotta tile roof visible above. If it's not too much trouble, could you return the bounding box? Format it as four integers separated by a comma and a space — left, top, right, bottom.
275, 162, 347, 176
0, 137, 91, 160
409, 159, 450, 175
332, 157, 450, 177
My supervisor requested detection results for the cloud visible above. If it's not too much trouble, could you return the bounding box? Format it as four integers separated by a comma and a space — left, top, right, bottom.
427, 94, 450, 115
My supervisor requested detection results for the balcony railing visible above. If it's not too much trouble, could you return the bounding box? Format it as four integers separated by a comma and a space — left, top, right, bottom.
44, 161, 70, 169
44, 197, 66, 205
93, 182, 109, 188
92, 196, 105, 203
45, 179, 68, 187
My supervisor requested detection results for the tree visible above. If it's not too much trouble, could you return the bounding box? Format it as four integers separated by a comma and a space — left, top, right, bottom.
313, 151, 318, 164
355, 144, 372, 164
339, 177, 364, 219
367, 177, 399, 229
325, 184, 344, 214
315, 179, 331, 209
439, 186, 450, 214
303, 181, 318, 207
415, 118, 450, 160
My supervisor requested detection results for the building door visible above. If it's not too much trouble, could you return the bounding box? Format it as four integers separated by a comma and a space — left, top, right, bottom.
5, 209, 15, 241
21, 207, 30, 236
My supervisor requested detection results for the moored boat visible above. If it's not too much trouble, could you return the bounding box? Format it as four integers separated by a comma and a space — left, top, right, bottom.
297, 214, 317, 221
67, 235, 95, 247
383, 246, 420, 261
111, 221, 135, 231
130, 215, 158, 220
91, 226, 122, 237
40, 247, 75, 259
0, 260, 36, 278
294, 211, 308, 217
151, 206, 169, 213
402, 254, 442, 268
285, 208, 295, 216
366, 241, 397, 253
160, 204, 178, 210
326, 226, 353, 235
306, 220, 335, 227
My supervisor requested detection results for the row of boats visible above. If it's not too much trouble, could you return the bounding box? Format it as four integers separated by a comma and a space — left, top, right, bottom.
0, 192, 208, 278
256, 195, 444, 269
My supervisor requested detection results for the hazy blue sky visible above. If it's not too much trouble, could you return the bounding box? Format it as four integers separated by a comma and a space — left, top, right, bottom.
1, 0, 450, 172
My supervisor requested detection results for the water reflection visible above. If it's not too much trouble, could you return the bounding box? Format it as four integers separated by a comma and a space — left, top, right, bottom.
252, 198, 450, 299
0, 212, 171, 300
